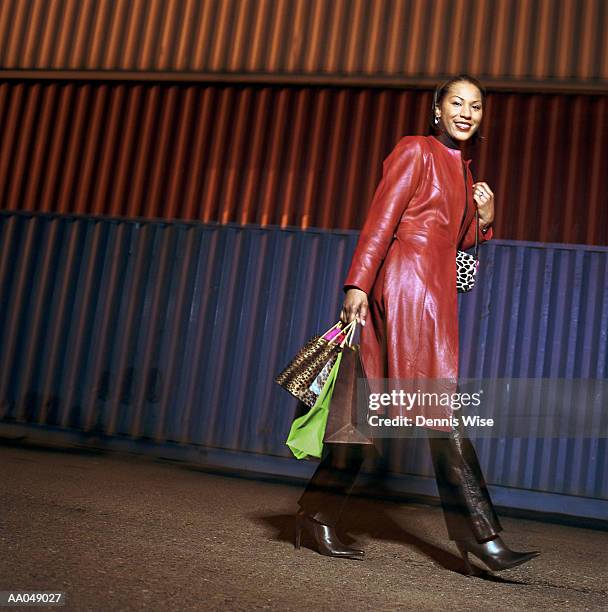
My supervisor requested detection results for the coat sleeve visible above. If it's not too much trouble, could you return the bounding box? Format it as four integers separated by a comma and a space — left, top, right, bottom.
459, 217, 494, 251
343, 136, 425, 295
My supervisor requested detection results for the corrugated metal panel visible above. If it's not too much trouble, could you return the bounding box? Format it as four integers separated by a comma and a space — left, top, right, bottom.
0, 211, 362, 455
0, 211, 607, 515
1, 82, 607, 246
0, 0, 607, 87
457, 239, 608, 500
385, 237, 608, 504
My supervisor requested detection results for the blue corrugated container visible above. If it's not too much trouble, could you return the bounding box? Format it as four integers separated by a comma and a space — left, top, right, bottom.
0, 211, 606, 521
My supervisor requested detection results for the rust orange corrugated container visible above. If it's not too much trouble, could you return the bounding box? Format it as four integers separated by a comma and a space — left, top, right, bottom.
0, 0, 606, 88
0, 81, 607, 246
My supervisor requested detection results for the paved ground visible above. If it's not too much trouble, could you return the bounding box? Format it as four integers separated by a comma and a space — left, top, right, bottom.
1, 441, 607, 611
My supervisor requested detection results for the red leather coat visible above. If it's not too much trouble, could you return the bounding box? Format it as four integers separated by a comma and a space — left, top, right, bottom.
343, 134, 493, 430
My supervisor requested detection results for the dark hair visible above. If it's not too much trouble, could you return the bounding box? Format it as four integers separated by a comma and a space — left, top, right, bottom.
429, 74, 487, 145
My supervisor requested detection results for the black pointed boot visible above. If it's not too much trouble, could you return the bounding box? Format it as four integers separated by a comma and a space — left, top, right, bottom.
294, 510, 365, 560
455, 534, 540, 573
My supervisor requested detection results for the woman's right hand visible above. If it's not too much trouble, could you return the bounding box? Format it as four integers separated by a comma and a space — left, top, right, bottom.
340, 287, 368, 326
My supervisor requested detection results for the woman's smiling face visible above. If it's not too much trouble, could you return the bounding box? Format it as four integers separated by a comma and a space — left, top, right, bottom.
435, 81, 483, 143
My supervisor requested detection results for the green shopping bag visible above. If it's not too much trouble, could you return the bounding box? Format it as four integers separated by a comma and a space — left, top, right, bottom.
286, 351, 343, 460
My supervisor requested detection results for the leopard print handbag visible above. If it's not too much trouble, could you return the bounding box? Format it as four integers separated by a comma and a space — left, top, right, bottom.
456, 210, 480, 293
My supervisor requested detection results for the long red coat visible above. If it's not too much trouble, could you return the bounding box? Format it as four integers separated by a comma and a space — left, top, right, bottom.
343, 134, 493, 431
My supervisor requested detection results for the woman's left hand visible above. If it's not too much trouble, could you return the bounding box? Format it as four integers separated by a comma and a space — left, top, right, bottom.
472, 181, 495, 230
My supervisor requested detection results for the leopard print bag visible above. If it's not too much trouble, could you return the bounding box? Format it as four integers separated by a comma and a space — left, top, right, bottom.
274, 319, 357, 404
456, 210, 480, 293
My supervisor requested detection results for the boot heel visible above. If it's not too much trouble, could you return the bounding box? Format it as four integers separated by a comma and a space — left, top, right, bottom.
456, 542, 473, 575
293, 510, 365, 559
294, 514, 303, 550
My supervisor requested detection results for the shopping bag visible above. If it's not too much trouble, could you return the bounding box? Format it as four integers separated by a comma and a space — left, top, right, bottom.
298, 352, 338, 408
323, 341, 374, 445
274, 319, 356, 404
286, 352, 343, 459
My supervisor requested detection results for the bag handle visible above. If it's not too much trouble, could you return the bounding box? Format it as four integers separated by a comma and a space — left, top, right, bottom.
322, 319, 358, 347
322, 319, 355, 340
321, 320, 344, 338
338, 319, 358, 348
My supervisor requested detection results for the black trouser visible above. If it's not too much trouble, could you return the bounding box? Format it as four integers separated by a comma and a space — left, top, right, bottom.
297, 426, 503, 543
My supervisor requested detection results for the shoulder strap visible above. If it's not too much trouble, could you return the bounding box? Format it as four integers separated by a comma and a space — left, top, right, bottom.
474, 209, 479, 260
462, 158, 479, 262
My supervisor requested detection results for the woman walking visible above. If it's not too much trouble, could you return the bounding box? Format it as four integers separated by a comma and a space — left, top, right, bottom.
295, 74, 540, 574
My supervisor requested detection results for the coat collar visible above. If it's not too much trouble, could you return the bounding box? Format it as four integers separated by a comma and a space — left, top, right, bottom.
429, 133, 472, 164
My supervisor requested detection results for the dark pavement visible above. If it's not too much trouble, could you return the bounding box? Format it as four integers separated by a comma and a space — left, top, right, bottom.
1, 441, 607, 611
